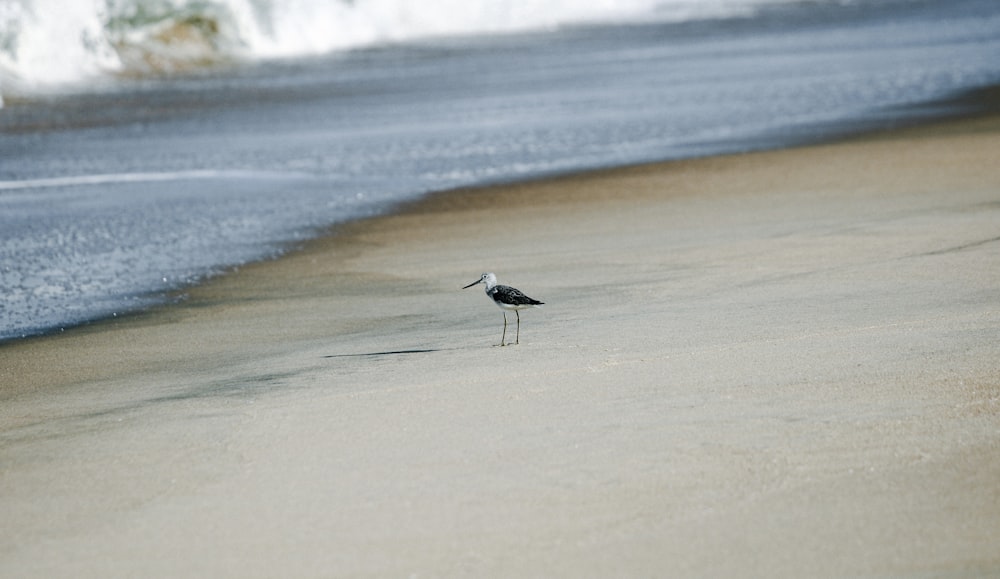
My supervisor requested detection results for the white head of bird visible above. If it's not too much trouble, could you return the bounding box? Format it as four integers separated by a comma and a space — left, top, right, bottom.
463, 272, 497, 291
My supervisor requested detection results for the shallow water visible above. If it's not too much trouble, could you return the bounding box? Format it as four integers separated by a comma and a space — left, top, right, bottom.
1, 0, 999, 340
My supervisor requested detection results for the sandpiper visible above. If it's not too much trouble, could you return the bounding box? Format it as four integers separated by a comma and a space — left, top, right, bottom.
463, 272, 543, 346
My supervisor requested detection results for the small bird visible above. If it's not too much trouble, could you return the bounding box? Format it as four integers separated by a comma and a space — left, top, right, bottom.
463, 272, 544, 346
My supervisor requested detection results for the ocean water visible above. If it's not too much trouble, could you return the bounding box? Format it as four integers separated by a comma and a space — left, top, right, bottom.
1, 0, 999, 341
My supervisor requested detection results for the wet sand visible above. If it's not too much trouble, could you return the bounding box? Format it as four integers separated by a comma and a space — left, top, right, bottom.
2, 115, 999, 577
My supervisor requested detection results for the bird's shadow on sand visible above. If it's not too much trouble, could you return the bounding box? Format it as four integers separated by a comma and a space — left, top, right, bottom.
322, 348, 459, 359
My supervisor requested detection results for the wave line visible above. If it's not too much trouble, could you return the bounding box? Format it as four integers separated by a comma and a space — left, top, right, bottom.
0, 170, 280, 191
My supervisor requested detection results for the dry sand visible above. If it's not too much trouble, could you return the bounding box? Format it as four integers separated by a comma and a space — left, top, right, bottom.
2, 116, 999, 577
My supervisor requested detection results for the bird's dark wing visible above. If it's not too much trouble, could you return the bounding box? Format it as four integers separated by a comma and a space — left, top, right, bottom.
493, 284, 543, 306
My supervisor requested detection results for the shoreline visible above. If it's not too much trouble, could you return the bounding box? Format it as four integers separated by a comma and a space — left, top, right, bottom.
5, 81, 1000, 350
2, 107, 999, 575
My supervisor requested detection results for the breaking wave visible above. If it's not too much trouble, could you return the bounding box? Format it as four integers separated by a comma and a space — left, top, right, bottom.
0, 0, 785, 99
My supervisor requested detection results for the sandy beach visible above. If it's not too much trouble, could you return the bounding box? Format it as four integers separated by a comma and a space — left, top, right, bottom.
2, 113, 999, 576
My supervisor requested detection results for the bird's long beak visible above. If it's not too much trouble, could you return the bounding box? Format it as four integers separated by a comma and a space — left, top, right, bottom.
462, 279, 481, 289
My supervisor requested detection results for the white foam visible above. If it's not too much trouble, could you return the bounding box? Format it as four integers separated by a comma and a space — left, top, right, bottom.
0, 0, 121, 88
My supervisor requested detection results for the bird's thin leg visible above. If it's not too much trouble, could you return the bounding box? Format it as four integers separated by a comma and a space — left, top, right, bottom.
501, 312, 507, 346
516, 310, 520, 345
